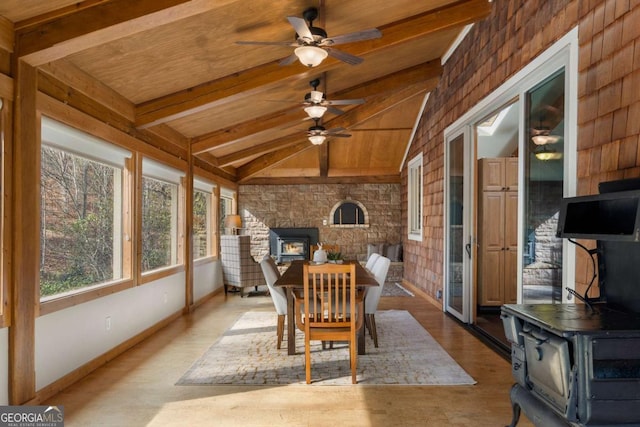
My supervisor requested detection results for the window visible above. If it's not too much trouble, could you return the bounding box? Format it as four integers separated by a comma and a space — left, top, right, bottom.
40, 117, 131, 301
141, 159, 184, 273
193, 178, 215, 259
329, 200, 369, 228
408, 153, 423, 240
219, 187, 235, 236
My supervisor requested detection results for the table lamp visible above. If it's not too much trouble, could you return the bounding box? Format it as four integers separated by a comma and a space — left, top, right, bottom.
224, 214, 242, 235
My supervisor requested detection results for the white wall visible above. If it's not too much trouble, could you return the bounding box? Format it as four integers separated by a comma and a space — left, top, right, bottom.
193, 259, 223, 302
35, 272, 186, 390
0, 327, 7, 405
2, 260, 223, 395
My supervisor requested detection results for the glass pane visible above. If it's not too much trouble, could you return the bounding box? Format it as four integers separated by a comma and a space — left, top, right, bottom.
447, 134, 464, 313
142, 176, 178, 271
193, 190, 210, 259
523, 70, 565, 304
40, 147, 120, 298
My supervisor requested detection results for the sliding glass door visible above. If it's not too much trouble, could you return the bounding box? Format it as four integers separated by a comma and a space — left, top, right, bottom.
445, 131, 471, 322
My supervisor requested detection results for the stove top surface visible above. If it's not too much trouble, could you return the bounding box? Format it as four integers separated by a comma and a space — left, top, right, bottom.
502, 303, 640, 335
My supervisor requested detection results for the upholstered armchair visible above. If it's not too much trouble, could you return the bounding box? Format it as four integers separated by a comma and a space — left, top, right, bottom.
220, 235, 265, 297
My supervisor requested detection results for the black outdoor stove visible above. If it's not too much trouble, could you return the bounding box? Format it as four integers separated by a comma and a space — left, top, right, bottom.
502, 178, 640, 426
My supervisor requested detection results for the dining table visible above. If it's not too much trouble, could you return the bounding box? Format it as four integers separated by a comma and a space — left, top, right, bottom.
274, 259, 379, 356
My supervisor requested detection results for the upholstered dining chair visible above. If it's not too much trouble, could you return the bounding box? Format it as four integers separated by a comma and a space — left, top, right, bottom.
259, 256, 287, 349
365, 252, 381, 271
364, 255, 391, 348
296, 262, 363, 384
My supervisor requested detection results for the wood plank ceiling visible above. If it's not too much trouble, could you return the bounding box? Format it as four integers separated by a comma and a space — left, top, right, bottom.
0, 0, 492, 184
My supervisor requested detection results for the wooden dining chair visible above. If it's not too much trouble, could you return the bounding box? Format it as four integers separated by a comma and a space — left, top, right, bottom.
298, 262, 363, 384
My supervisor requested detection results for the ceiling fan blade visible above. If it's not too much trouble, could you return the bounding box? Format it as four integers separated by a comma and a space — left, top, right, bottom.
325, 47, 363, 65
287, 16, 314, 42
327, 98, 365, 106
327, 127, 347, 133
279, 53, 299, 66
236, 40, 295, 46
330, 133, 351, 138
327, 106, 345, 116
320, 28, 381, 46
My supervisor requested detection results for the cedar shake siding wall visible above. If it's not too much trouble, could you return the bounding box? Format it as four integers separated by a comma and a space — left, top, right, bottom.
403, 0, 640, 302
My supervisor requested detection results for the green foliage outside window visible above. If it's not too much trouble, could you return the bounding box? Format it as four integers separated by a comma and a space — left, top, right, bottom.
141, 177, 178, 272
40, 147, 117, 297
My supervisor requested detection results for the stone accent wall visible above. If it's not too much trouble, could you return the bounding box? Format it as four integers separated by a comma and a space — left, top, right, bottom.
403, 1, 640, 301
238, 183, 402, 263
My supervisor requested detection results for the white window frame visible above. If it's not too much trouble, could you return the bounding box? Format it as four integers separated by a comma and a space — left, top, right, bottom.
408, 153, 423, 241
141, 158, 185, 274
40, 117, 132, 303
193, 177, 216, 260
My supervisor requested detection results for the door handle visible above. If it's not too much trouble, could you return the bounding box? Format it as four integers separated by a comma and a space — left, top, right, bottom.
465, 242, 472, 259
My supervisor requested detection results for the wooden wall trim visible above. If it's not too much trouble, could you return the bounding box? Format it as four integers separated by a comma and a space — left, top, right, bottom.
0, 99, 13, 329
36, 92, 187, 171
0, 73, 14, 100
25, 309, 184, 405
10, 61, 39, 404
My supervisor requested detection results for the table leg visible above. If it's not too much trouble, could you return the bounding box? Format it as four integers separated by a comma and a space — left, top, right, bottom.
286, 287, 296, 355
358, 321, 366, 355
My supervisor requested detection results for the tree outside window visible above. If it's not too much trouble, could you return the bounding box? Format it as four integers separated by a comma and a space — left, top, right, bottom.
40, 146, 121, 298
141, 176, 179, 272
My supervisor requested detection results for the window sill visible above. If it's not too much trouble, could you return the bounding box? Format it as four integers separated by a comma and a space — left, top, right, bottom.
330, 224, 370, 229
39, 278, 135, 316
140, 265, 185, 285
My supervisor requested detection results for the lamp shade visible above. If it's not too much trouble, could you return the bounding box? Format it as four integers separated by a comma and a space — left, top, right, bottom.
224, 214, 242, 229
304, 105, 327, 119
294, 46, 328, 67
308, 134, 326, 145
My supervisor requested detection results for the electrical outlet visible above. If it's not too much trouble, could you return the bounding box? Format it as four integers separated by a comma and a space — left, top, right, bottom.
105, 316, 111, 331
436, 289, 443, 300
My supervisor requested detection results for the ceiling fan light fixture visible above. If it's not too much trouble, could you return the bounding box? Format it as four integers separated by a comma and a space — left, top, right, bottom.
304, 105, 327, 119
535, 147, 563, 161
308, 134, 326, 145
532, 134, 562, 145
294, 46, 328, 67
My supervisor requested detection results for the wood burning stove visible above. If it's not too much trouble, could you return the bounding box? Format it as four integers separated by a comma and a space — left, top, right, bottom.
276, 236, 309, 263
268, 228, 319, 263
502, 178, 640, 426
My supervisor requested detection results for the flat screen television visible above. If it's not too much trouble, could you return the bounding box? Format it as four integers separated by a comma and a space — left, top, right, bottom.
556, 190, 640, 241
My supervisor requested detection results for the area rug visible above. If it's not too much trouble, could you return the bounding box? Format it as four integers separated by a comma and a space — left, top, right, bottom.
176, 310, 475, 386
381, 282, 414, 297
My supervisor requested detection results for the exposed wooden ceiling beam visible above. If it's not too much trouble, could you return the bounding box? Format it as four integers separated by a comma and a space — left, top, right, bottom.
236, 80, 432, 181
14, 0, 237, 65
243, 175, 401, 185
134, 0, 490, 128
39, 60, 135, 121
216, 134, 305, 167
0, 16, 14, 53
236, 141, 312, 182
191, 60, 442, 154
225, 81, 432, 168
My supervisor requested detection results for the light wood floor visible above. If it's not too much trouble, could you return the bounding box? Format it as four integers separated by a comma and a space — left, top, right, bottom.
46, 289, 533, 426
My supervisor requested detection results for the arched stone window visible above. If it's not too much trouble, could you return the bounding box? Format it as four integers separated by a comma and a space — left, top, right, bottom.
329, 200, 369, 228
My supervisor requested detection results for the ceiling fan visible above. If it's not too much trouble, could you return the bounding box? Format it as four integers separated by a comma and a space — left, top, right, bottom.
302, 78, 365, 119
307, 118, 351, 145
236, 7, 381, 67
